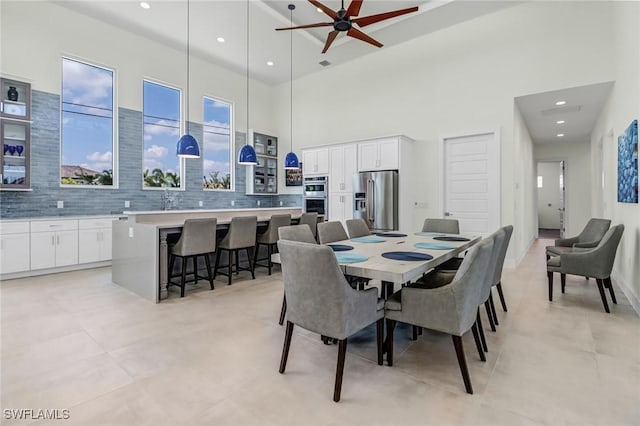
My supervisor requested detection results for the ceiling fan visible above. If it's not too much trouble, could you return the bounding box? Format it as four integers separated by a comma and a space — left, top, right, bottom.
276, 0, 419, 54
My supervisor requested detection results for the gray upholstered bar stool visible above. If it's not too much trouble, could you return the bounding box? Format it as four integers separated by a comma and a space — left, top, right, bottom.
214, 216, 257, 285
168, 218, 217, 297
317, 221, 349, 244
298, 212, 319, 240
346, 218, 372, 238
254, 214, 291, 275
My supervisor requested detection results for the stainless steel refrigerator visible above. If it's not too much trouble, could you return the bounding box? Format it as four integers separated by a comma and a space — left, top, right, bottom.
353, 170, 398, 231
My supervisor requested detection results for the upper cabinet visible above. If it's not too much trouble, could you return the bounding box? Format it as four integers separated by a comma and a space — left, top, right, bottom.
0, 78, 31, 190
329, 144, 357, 193
302, 148, 329, 176
358, 137, 399, 172
246, 131, 278, 194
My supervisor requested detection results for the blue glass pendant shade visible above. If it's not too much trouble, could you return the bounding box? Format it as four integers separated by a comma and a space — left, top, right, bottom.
238, 144, 258, 165
284, 151, 300, 169
176, 134, 200, 158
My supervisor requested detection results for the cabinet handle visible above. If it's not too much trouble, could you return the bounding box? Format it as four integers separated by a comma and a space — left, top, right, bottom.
51, 235, 55, 246
56, 235, 60, 245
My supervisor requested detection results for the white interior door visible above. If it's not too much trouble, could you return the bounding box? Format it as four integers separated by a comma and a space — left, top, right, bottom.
441, 131, 500, 235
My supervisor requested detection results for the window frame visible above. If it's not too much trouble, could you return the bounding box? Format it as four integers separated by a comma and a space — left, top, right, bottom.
60, 56, 118, 188
202, 94, 235, 192
142, 78, 184, 191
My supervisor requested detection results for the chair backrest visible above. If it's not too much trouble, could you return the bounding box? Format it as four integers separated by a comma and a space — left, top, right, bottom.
345, 219, 371, 239
172, 218, 217, 256
591, 224, 625, 277
317, 221, 349, 244
298, 212, 318, 238
422, 218, 460, 234
492, 225, 513, 286
278, 225, 317, 244
220, 216, 257, 249
259, 214, 292, 244
578, 218, 611, 244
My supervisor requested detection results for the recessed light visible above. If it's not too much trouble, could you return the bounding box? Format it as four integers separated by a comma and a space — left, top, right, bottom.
216, 37, 225, 43
140, 2, 150, 9
557, 133, 565, 137
266, 61, 274, 67
556, 120, 565, 124
317, 7, 323, 13
555, 100, 567, 106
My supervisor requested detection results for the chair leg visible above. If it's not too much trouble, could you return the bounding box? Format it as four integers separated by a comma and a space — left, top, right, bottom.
605, 277, 617, 304
267, 244, 272, 275
471, 322, 486, 362
595, 279, 611, 313
253, 242, 260, 269
561, 273, 566, 293
418, 327, 423, 336
235, 249, 240, 275
334, 339, 348, 402
484, 300, 496, 332
476, 309, 488, 352
228, 250, 233, 286
496, 282, 508, 312
376, 318, 384, 366
213, 250, 221, 280
547, 271, 553, 301
546, 254, 550, 261
279, 294, 287, 326
180, 256, 187, 297
452, 335, 473, 394
489, 293, 499, 326
204, 253, 214, 290
247, 247, 256, 279
411, 325, 419, 341
279, 321, 294, 374
386, 319, 396, 366
193, 256, 198, 283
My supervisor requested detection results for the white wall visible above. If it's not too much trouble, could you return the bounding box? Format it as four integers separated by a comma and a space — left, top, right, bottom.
537, 162, 562, 229
513, 104, 536, 262
591, 2, 640, 310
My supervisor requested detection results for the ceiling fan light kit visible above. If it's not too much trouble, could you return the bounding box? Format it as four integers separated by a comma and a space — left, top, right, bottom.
276, 0, 419, 54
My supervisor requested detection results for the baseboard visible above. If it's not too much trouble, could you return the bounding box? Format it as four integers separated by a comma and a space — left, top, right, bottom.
0, 261, 111, 281
505, 236, 535, 269
611, 271, 640, 317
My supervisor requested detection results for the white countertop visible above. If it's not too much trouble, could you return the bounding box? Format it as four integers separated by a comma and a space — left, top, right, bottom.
123, 206, 300, 215
0, 214, 126, 223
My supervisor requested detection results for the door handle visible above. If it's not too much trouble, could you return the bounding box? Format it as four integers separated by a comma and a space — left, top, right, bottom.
444, 212, 451, 217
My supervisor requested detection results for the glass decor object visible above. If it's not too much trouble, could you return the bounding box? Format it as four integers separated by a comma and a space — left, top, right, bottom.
7, 86, 18, 101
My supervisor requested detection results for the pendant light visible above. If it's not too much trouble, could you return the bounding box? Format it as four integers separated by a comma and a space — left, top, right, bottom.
283, 4, 300, 170
238, 0, 258, 165
176, 0, 200, 158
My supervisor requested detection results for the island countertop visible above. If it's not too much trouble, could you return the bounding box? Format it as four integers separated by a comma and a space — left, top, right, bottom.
122, 207, 303, 227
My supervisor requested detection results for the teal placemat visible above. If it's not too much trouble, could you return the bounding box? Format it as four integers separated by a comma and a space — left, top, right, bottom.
414, 232, 446, 237
415, 242, 456, 250
335, 252, 368, 264
351, 236, 385, 243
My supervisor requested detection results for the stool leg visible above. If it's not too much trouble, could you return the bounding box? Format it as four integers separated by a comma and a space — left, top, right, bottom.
253, 243, 260, 269
247, 247, 255, 279
180, 256, 187, 297
228, 250, 233, 286
235, 249, 240, 275
193, 256, 198, 283
205, 253, 214, 290
168, 255, 176, 291
267, 244, 272, 275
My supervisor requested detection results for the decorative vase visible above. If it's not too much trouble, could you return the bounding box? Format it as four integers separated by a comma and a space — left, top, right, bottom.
7, 145, 15, 156
7, 86, 18, 102
3, 144, 8, 155
15, 145, 24, 156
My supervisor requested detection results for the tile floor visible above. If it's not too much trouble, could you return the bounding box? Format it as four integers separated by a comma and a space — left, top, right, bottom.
1, 239, 639, 425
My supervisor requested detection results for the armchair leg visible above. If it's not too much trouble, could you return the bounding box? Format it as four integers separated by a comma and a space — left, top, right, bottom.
334, 339, 348, 402
386, 319, 396, 366
489, 293, 499, 326
484, 301, 496, 332
496, 282, 508, 312
547, 271, 554, 301
471, 322, 486, 362
605, 277, 617, 304
376, 319, 384, 366
279, 294, 287, 326
561, 273, 566, 293
279, 321, 294, 374
595, 279, 611, 313
476, 309, 488, 352
452, 335, 473, 394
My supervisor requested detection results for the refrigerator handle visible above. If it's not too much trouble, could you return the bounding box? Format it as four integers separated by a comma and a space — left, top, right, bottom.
367, 179, 375, 222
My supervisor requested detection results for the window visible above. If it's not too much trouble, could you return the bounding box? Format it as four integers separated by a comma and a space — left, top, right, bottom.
143, 80, 182, 188
202, 97, 233, 190
537, 176, 543, 188
61, 58, 115, 186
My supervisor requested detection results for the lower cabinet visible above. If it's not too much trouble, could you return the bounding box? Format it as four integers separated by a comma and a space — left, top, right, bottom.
329, 192, 353, 225
30, 229, 78, 270
0, 221, 30, 274
78, 218, 114, 263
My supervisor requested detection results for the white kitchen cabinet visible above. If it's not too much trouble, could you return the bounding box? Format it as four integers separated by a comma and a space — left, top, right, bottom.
0, 221, 30, 274
302, 148, 329, 176
329, 192, 353, 225
30, 220, 78, 270
329, 144, 358, 193
78, 218, 114, 263
358, 138, 399, 171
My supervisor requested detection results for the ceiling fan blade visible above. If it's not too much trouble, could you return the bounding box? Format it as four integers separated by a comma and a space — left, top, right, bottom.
352, 6, 419, 27
322, 30, 340, 54
345, 0, 364, 17
308, 0, 338, 19
346, 27, 382, 48
276, 22, 333, 31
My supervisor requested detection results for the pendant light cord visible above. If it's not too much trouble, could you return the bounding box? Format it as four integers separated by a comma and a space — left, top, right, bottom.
246, 0, 250, 139
186, 0, 190, 134
290, 6, 293, 154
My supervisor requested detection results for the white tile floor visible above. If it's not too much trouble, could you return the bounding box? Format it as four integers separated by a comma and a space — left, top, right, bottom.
1, 239, 639, 425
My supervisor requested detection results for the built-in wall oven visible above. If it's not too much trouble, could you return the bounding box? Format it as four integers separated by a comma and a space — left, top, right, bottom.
303, 176, 328, 216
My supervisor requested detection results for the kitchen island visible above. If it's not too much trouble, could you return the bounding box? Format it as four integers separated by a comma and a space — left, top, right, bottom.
112, 207, 303, 302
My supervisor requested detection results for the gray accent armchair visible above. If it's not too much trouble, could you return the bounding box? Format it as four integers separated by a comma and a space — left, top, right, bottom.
298, 212, 319, 239
385, 236, 495, 394
546, 218, 611, 259
422, 218, 460, 234
547, 224, 624, 313
277, 240, 384, 402
317, 221, 349, 244
255, 214, 291, 275
345, 219, 372, 238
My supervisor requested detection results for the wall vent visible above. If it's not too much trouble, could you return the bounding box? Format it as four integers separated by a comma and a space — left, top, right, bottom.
319, 60, 331, 67
541, 105, 582, 116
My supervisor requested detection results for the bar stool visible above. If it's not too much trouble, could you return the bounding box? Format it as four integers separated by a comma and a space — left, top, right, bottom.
168, 218, 217, 297
298, 212, 319, 239
214, 216, 257, 285
254, 214, 291, 275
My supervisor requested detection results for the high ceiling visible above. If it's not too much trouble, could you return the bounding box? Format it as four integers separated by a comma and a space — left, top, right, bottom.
54, 0, 518, 85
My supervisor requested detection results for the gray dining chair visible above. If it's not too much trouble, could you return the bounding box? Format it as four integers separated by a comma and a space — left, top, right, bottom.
546, 218, 611, 259
422, 218, 460, 234
547, 224, 624, 313
298, 212, 319, 239
277, 225, 318, 325
385, 236, 494, 394
277, 240, 384, 402
491, 225, 513, 313
317, 221, 349, 244
168, 218, 217, 297
346, 218, 371, 238
254, 214, 291, 275
214, 216, 257, 286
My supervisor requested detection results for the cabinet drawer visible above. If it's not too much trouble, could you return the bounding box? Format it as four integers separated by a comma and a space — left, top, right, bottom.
31, 220, 78, 233
78, 218, 115, 230
0, 221, 30, 235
